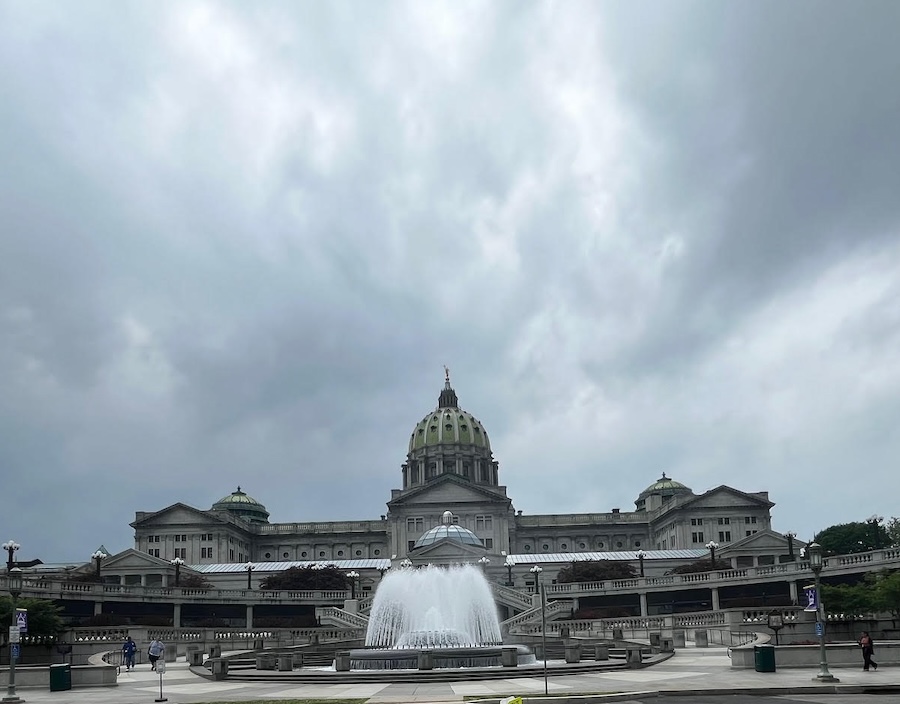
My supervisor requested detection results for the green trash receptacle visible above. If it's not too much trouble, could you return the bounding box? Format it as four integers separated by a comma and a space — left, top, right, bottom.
50, 663, 72, 691
754, 644, 776, 672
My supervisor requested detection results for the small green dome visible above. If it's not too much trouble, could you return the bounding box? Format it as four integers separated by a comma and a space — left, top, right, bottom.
212, 486, 270, 524
639, 473, 692, 498
635, 473, 693, 511
408, 377, 491, 452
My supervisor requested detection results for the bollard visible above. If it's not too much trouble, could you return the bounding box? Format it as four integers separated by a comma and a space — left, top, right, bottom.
694, 629, 708, 648
564, 644, 582, 663
417, 650, 434, 670
210, 658, 229, 681
334, 652, 351, 672
292, 651, 304, 668
188, 650, 204, 666
626, 646, 643, 668
255, 653, 276, 670
277, 653, 293, 671
593, 644, 609, 661
501, 647, 519, 668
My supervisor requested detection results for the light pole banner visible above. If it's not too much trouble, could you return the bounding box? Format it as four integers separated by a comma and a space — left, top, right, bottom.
804, 586, 818, 612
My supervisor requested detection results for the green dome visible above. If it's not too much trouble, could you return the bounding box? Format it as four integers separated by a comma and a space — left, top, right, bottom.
408, 379, 491, 452
211, 486, 270, 524
638, 473, 692, 498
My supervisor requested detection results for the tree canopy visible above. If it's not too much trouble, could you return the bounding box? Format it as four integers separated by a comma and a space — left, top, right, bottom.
556, 560, 637, 583
814, 519, 891, 555
259, 565, 350, 591
667, 558, 733, 575
821, 570, 900, 618
0, 597, 64, 640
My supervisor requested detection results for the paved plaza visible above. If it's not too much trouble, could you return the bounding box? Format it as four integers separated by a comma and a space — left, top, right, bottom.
8, 648, 900, 703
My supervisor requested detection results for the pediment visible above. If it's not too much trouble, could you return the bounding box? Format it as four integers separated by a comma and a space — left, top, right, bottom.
411, 537, 488, 561
679, 486, 774, 510
132, 502, 225, 528
722, 529, 804, 553
102, 548, 174, 570
389, 475, 510, 510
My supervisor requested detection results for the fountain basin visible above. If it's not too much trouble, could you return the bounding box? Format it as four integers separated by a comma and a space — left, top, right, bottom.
347, 643, 535, 670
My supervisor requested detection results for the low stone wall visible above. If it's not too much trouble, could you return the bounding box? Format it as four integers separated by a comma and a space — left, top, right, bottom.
0, 660, 117, 688
731, 641, 900, 669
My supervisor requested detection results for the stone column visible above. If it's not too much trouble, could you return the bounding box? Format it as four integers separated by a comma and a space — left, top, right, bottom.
639, 592, 648, 617
246, 605, 254, 629
789, 580, 798, 604
94, 601, 103, 616
173, 603, 181, 628
711, 587, 720, 611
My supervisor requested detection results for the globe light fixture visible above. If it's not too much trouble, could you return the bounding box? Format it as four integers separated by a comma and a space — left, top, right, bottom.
2, 540, 20, 572
244, 561, 254, 590
91, 550, 106, 579
636, 549, 646, 577
346, 570, 360, 599
170, 557, 185, 587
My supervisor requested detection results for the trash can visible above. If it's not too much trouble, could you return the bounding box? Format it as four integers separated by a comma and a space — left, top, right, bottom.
50, 663, 72, 691
754, 644, 776, 673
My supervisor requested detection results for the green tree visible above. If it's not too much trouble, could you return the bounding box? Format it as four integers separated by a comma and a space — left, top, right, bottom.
815, 520, 890, 555
820, 581, 876, 615
668, 558, 733, 575
873, 570, 900, 619
886, 517, 900, 549
556, 560, 637, 583
0, 597, 64, 641
178, 574, 212, 590
259, 565, 350, 591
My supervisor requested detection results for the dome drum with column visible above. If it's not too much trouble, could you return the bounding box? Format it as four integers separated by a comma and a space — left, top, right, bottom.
403, 375, 498, 489
212, 487, 270, 524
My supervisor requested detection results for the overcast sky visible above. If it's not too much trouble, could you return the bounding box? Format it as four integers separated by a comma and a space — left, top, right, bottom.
3, 2, 900, 563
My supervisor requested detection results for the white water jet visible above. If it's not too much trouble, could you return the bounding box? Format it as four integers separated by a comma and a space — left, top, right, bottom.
364, 563, 502, 649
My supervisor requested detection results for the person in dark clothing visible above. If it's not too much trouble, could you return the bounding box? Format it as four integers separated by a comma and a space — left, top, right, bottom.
859, 631, 877, 671
122, 636, 137, 671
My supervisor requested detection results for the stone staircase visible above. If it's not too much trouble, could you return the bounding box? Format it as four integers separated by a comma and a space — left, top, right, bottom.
315, 606, 369, 630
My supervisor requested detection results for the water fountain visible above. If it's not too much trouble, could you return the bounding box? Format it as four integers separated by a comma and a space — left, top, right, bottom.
348, 562, 533, 669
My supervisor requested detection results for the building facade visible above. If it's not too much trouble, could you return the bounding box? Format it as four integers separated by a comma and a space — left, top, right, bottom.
132, 375, 779, 572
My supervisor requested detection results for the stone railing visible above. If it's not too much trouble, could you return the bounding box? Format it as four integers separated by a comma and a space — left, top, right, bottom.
254, 521, 387, 534
315, 606, 369, 629
516, 512, 649, 526
492, 583, 535, 610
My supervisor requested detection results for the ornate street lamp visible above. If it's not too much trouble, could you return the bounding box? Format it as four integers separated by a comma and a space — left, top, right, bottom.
399, 558, 413, 570
2, 541, 20, 572
808, 543, 839, 683
171, 557, 185, 587
5, 566, 23, 703
346, 571, 359, 599
477, 556, 491, 571
504, 556, 515, 586
786, 532, 797, 561
91, 550, 106, 580
705, 541, 719, 567
636, 549, 646, 577
244, 561, 254, 590
529, 564, 542, 592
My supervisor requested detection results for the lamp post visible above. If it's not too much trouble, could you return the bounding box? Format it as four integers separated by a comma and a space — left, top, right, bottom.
2, 541, 19, 572
91, 550, 106, 580
4, 566, 23, 703
636, 549, 646, 577
786, 532, 797, 561
504, 556, 515, 586
529, 565, 548, 695
477, 556, 490, 571
244, 561, 254, 590
705, 541, 719, 567
399, 558, 413, 570
808, 542, 839, 683
346, 571, 359, 599
171, 557, 184, 587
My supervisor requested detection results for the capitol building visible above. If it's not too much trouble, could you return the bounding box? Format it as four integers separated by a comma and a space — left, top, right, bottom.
130, 374, 790, 590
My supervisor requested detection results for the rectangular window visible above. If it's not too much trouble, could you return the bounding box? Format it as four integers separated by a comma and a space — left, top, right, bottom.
201, 533, 213, 541
475, 515, 493, 530
717, 517, 731, 525
229, 549, 234, 561
408, 540, 415, 551
719, 531, 731, 542
150, 549, 159, 557
751, 516, 757, 524
483, 538, 493, 549
175, 548, 186, 559
153, 535, 160, 543
690, 518, 702, 526
691, 532, 704, 543
407, 517, 424, 531
201, 547, 212, 559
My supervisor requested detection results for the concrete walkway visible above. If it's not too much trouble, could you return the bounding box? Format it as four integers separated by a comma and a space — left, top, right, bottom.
9, 649, 899, 703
